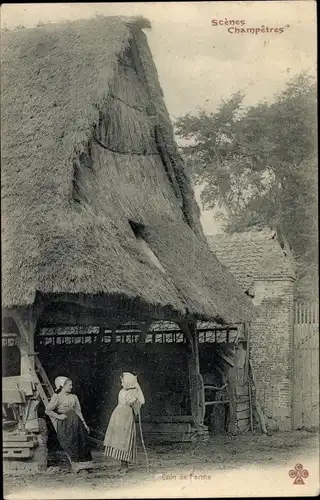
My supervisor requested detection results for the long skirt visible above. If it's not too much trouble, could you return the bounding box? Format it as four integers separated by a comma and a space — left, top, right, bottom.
104, 404, 137, 463
57, 410, 92, 470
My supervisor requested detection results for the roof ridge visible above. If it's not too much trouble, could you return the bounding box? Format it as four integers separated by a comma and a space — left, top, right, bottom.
1, 15, 152, 34
206, 229, 275, 240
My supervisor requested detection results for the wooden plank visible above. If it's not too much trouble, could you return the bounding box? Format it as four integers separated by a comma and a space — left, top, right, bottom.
236, 401, 250, 412
243, 324, 250, 383
2, 390, 25, 404
249, 360, 267, 434
3, 448, 33, 458
35, 356, 54, 397
236, 385, 249, 396
237, 420, 250, 432
204, 384, 228, 391
227, 365, 237, 434
236, 409, 250, 420
305, 326, 310, 427
236, 394, 250, 400
216, 350, 234, 366
205, 400, 230, 406
2, 433, 31, 442
248, 378, 254, 431
293, 319, 304, 429
3, 441, 35, 448
187, 323, 205, 426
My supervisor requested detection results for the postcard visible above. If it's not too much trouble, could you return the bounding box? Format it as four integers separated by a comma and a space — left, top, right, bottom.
1, 2, 318, 498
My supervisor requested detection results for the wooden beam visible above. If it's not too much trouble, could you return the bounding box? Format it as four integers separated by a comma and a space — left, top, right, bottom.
243, 323, 250, 384
178, 320, 193, 350
205, 400, 230, 406
186, 320, 205, 426
227, 361, 238, 434
215, 350, 235, 367
249, 359, 268, 434
92, 327, 106, 345
10, 308, 42, 372
8, 308, 43, 426
204, 384, 228, 391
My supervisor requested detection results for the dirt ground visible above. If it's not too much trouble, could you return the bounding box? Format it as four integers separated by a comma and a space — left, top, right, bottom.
4, 430, 319, 499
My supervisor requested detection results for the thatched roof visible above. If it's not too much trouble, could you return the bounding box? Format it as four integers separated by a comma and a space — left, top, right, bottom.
1, 16, 252, 323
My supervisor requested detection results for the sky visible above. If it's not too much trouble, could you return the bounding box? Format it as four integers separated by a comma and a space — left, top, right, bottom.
1, 1, 317, 234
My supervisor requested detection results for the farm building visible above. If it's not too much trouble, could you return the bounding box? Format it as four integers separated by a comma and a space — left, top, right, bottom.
208, 230, 319, 432
1, 16, 253, 471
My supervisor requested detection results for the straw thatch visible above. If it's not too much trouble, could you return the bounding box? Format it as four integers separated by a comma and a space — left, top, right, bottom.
1, 16, 252, 323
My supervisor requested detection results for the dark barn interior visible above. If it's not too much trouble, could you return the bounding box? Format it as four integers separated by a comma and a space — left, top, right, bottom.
2, 323, 247, 444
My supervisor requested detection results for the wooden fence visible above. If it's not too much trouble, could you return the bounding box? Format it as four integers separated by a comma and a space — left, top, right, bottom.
293, 301, 319, 429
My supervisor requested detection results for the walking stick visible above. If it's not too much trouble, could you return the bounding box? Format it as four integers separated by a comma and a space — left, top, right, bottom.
138, 410, 150, 474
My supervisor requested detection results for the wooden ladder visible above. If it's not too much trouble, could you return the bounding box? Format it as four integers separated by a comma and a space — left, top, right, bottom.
34, 355, 57, 430
15, 321, 103, 448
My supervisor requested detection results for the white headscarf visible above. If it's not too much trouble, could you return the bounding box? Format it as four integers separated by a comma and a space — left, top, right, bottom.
122, 372, 145, 405
54, 376, 70, 391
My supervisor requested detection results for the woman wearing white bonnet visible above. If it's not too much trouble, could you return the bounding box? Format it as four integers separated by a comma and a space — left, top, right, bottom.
46, 376, 92, 472
103, 372, 145, 472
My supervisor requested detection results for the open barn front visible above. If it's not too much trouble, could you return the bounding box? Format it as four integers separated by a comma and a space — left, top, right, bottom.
2, 320, 252, 453
34, 323, 192, 445
198, 328, 251, 435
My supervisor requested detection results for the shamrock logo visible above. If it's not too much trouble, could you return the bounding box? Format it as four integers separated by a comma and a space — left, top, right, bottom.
289, 463, 309, 485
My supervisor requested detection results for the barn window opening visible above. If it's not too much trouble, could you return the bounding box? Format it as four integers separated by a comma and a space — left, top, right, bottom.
128, 220, 165, 274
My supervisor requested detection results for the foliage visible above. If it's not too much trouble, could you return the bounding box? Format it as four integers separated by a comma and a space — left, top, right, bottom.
175, 72, 317, 288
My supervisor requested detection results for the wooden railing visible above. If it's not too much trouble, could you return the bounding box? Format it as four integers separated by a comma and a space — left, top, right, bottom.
295, 301, 319, 324
2, 324, 244, 347
293, 301, 319, 430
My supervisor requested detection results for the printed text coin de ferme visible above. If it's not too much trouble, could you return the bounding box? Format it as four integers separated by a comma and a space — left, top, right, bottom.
161, 473, 212, 480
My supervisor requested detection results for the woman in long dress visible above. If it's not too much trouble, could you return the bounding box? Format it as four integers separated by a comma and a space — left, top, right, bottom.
104, 372, 145, 472
46, 376, 92, 472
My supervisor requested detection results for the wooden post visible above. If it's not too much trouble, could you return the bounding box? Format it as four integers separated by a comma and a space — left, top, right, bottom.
10, 307, 41, 428
95, 327, 105, 344
138, 321, 152, 344
178, 320, 193, 350
186, 321, 205, 426
227, 364, 238, 434
249, 359, 268, 434
243, 323, 250, 384
11, 308, 38, 374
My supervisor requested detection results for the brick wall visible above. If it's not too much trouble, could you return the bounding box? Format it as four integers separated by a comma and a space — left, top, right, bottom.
250, 277, 295, 431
